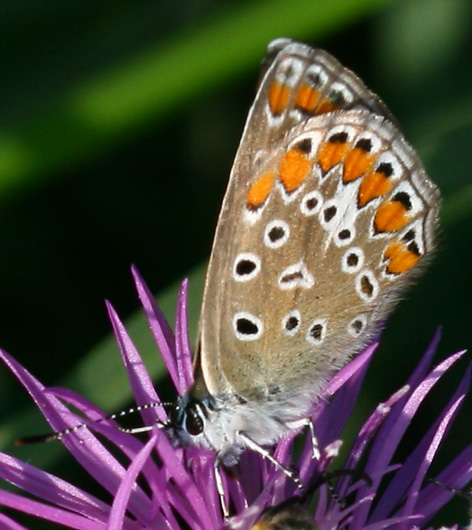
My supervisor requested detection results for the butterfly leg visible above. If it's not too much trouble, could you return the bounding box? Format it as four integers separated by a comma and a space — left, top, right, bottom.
214, 459, 230, 519
308, 419, 321, 460
286, 417, 321, 460
239, 432, 304, 491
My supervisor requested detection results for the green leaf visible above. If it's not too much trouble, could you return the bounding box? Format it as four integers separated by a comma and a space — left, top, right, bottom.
0, 0, 390, 199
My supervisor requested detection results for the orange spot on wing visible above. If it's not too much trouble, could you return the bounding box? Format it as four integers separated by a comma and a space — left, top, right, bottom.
279, 149, 311, 192
384, 241, 420, 274
374, 200, 409, 232
343, 148, 376, 183
268, 82, 291, 115
317, 140, 349, 173
316, 98, 340, 115
358, 171, 393, 207
246, 171, 275, 208
294, 84, 320, 112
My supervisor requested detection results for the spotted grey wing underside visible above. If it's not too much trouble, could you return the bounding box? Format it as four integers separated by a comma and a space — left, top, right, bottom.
196, 39, 439, 400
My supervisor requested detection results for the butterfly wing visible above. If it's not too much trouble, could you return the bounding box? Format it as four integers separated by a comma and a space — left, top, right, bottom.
196, 40, 440, 401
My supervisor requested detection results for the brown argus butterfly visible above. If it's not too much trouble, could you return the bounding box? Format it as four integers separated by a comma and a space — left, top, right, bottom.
15, 38, 441, 519
169, 38, 440, 474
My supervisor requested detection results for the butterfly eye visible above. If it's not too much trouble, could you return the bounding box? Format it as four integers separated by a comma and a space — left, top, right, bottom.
185, 401, 205, 436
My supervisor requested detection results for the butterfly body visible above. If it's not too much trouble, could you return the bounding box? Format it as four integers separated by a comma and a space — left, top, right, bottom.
168, 38, 440, 470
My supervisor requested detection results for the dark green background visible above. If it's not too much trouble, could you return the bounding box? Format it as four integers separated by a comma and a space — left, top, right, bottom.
0, 0, 471, 527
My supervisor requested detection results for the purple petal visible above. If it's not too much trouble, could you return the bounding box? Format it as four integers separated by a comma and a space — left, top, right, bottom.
0, 451, 109, 522
106, 301, 165, 423
0, 513, 29, 530
341, 385, 410, 491
47, 387, 166, 493
224, 479, 277, 530
324, 343, 377, 397
318, 344, 377, 444
108, 435, 158, 530
405, 329, 442, 389
150, 442, 216, 528
298, 344, 377, 481
352, 349, 466, 527
174, 278, 194, 394
375, 362, 471, 525
361, 514, 422, 530
131, 266, 179, 389
0, 489, 108, 530
0, 349, 152, 520
321, 493, 375, 530
417, 445, 472, 518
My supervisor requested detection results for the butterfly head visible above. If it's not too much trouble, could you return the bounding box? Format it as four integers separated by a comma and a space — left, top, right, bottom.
166, 390, 248, 466
168, 394, 208, 443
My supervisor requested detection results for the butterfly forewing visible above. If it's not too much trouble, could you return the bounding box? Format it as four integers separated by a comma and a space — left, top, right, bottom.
197, 40, 439, 400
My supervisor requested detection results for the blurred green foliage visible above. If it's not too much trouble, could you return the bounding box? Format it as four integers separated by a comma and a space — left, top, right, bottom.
0, 0, 471, 526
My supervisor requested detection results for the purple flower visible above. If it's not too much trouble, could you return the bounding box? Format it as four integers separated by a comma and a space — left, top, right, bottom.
0, 266, 471, 529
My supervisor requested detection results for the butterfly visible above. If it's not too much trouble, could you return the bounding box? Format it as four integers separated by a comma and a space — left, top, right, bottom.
168, 37, 440, 486
18, 38, 441, 520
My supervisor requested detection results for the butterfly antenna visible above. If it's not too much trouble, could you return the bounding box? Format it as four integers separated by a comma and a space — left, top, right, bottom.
428, 478, 471, 500
15, 401, 173, 446
306, 469, 372, 507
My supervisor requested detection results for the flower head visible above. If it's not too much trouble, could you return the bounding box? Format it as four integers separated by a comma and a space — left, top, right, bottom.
0, 267, 471, 529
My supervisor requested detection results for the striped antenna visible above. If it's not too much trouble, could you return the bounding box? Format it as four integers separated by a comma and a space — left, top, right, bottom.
15, 401, 173, 445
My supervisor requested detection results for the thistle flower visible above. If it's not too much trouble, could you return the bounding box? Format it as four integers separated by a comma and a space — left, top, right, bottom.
0, 266, 471, 529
